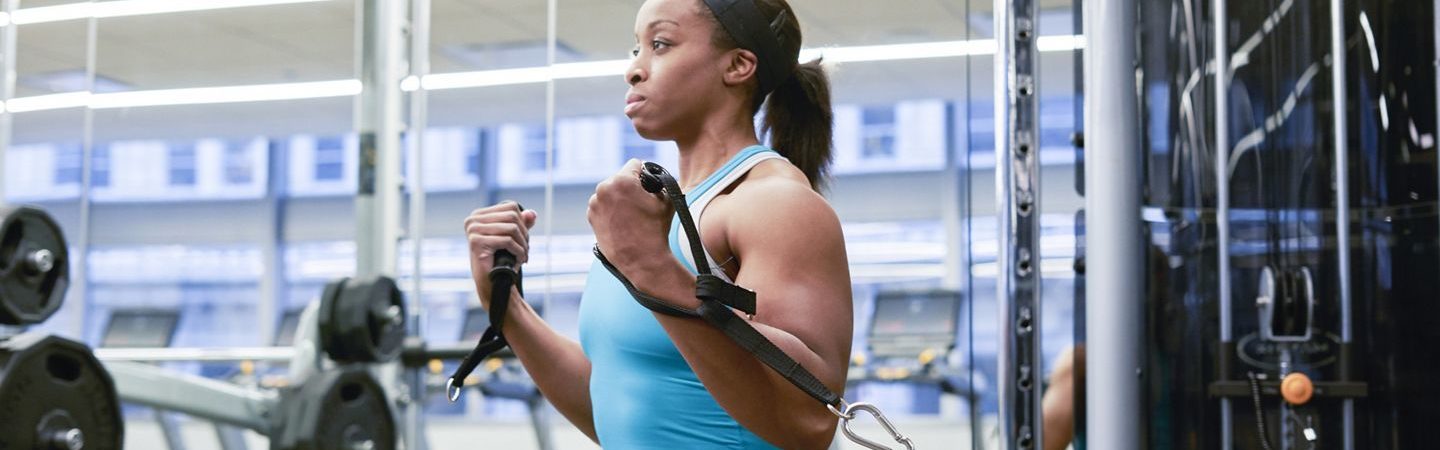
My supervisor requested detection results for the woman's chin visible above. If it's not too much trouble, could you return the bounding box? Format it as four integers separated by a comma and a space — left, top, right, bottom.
628, 120, 669, 141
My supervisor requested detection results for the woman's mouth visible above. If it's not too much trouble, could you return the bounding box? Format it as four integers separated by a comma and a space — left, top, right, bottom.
624, 94, 646, 116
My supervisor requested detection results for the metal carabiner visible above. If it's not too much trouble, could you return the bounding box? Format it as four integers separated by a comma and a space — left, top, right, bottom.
828, 400, 915, 450
445, 377, 462, 402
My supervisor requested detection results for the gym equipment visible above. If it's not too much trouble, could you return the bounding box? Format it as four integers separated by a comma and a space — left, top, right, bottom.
597, 162, 914, 450
318, 276, 406, 364
0, 206, 123, 450
101, 295, 402, 450
101, 309, 180, 348
0, 205, 69, 326
271, 367, 396, 450
849, 289, 983, 450
867, 290, 961, 360
104, 359, 397, 450
992, 0, 1046, 446
1118, 0, 1436, 448
0, 333, 124, 450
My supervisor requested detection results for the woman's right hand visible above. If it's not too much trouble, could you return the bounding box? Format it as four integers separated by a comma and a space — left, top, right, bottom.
465, 201, 538, 310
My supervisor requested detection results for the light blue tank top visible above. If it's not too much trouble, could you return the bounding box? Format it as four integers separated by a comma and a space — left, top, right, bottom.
578, 145, 784, 449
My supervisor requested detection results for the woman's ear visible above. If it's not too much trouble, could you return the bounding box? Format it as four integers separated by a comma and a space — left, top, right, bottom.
722, 48, 760, 87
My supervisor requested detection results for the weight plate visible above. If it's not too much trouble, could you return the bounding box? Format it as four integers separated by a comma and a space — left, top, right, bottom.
351, 276, 403, 363
329, 276, 405, 364
272, 367, 395, 450
0, 333, 123, 450
365, 276, 405, 363
0, 206, 70, 325
317, 277, 348, 362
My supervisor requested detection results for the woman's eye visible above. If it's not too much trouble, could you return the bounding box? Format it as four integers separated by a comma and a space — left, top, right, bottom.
630, 46, 641, 58
651, 40, 669, 50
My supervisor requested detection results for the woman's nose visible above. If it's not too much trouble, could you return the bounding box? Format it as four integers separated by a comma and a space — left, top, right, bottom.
626, 61, 645, 86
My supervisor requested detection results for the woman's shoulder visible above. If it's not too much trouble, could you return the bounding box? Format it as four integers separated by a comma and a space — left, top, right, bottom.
721, 158, 836, 225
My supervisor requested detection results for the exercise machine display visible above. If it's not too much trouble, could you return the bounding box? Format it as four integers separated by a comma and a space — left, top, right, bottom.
849, 289, 983, 450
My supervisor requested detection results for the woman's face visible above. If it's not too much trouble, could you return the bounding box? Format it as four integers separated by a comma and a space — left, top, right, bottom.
625, 0, 732, 140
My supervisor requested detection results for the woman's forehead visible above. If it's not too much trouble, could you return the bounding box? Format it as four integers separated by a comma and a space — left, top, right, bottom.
635, 0, 703, 32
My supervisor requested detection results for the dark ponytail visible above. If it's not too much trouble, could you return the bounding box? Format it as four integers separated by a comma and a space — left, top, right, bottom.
762, 58, 833, 191
700, 0, 834, 191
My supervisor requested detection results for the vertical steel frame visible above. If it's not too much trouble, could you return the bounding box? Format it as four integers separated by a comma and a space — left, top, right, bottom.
1081, 0, 1144, 448
1328, 1, 1355, 449
1213, 0, 1236, 446
994, 0, 1043, 447
403, 0, 432, 449
0, 0, 13, 207
356, 0, 405, 278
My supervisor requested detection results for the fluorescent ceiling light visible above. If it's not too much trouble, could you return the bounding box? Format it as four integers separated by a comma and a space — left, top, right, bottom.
2, 35, 1084, 112
801, 39, 996, 63
7, 0, 331, 25
89, 79, 360, 109
1036, 34, 1086, 52
6, 91, 89, 112
6, 80, 358, 113
426, 35, 1083, 92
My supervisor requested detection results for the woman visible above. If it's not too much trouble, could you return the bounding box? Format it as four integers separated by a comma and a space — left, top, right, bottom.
464, 0, 848, 448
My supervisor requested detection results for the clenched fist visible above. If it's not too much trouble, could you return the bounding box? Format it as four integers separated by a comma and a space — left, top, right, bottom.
587, 159, 674, 277
465, 201, 537, 310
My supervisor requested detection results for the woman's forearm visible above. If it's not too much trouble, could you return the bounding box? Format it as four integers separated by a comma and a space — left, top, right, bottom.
637, 260, 844, 449
498, 287, 599, 442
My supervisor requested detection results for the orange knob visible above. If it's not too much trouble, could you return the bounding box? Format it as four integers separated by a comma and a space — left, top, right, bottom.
1281, 372, 1314, 405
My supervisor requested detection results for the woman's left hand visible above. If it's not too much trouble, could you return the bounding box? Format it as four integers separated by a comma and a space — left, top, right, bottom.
588, 159, 675, 277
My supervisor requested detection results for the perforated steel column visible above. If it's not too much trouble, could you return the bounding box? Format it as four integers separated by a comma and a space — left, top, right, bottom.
994, 0, 1043, 447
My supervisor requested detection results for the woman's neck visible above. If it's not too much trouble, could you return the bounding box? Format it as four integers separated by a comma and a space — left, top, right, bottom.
673, 113, 760, 191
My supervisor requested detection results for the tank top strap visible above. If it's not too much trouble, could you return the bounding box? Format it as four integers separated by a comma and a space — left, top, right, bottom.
675, 146, 787, 283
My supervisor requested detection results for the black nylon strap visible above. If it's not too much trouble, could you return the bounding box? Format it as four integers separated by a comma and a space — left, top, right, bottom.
695, 301, 841, 405
448, 264, 518, 397
595, 161, 842, 407
449, 206, 526, 401
696, 274, 756, 315
594, 245, 700, 319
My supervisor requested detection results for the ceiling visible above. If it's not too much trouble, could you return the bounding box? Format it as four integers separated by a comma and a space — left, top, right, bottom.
8, 0, 1081, 143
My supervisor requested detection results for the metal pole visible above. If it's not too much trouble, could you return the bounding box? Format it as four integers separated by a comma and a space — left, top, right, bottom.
356, 1, 409, 448
1328, 1, 1354, 449
107, 360, 279, 433
261, 139, 288, 347
75, 10, 98, 340
1213, 0, 1236, 446
543, 0, 557, 318
356, 0, 404, 278
995, 0, 1043, 447
1082, 0, 1143, 448
0, 0, 14, 207
405, 0, 432, 448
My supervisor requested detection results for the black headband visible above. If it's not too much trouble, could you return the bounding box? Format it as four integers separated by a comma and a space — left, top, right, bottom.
702, 0, 794, 98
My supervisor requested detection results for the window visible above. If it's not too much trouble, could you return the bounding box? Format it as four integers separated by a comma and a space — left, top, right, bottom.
314, 136, 344, 181
54, 144, 82, 185
622, 122, 653, 162
224, 143, 254, 185
861, 106, 897, 159
169, 144, 197, 187
523, 126, 547, 172
92, 145, 111, 188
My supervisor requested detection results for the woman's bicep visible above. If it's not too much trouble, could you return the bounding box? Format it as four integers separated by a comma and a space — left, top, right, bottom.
729, 186, 853, 371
